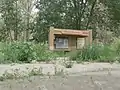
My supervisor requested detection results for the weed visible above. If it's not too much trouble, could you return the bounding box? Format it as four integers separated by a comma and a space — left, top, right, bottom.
63, 60, 73, 68
0, 76, 5, 81
0, 67, 44, 81
54, 65, 65, 76
0, 70, 22, 81
28, 67, 43, 76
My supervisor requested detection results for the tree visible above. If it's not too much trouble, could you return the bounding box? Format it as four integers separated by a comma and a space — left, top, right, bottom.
0, 0, 22, 41
105, 0, 120, 37
0, 0, 120, 43
18, 0, 38, 41
33, 0, 101, 42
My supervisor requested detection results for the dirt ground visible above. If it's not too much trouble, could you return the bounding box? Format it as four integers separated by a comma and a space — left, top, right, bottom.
0, 63, 120, 90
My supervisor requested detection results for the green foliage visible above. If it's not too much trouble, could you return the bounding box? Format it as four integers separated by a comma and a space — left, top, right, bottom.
111, 38, 120, 55
32, 44, 59, 62
98, 45, 115, 62
71, 45, 101, 62
33, 0, 98, 42
0, 0, 22, 41
0, 0, 120, 43
1, 39, 120, 64
0, 52, 4, 62
110, 38, 120, 62
1, 42, 35, 63
0, 42, 6, 63
0, 42, 61, 63
34, 0, 119, 42
70, 44, 116, 63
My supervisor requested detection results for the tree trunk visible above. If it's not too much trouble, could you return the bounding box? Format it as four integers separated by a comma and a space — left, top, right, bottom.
86, 0, 97, 30
14, 1, 18, 41
26, 0, 30, 41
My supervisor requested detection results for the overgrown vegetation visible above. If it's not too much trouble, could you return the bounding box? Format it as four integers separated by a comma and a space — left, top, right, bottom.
0, 39, 120, 64
0, 42, 65, 63
0, 0, 120, 42
0, 0, 120, 64
67, 38, 120, 63
70, 45, 115, 63
0, 66, 66, 81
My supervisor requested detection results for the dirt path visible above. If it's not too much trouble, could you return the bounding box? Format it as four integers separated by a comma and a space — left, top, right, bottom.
0, 63, 120, 75
0, 63, 120, 90
0, 70, 120, 90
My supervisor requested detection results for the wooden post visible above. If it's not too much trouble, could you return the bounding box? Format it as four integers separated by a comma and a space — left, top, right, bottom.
49, 27, 55, 50
89, 30, 92, 45
85, 30, 92, 47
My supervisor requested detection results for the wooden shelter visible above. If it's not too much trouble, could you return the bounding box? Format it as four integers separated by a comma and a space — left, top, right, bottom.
49, 27, 92, 51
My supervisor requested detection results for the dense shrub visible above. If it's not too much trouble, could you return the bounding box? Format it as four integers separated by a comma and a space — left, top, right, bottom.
111, 38, 120, 55
32, 43, 59, 62
2, 42, 35, 63
69, 44, 116, 63
111, 38, 120, 62
0, 39, 120, 64
0, 42, 64, 63
70, 45, 101, 62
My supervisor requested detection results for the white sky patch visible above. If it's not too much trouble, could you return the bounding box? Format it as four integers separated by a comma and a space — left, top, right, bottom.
32, 6, 39, 14
31, 0, 39, 14
83, 0, 86, 3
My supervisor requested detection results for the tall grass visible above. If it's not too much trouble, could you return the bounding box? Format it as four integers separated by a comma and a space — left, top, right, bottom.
69, 43, 119, 63
32, 43, 59, 62
0, 42, 62, 63
0, 38, 120, 64
0, 42, 35, 63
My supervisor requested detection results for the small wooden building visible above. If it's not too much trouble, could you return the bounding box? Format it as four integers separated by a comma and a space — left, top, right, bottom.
49, 27, 92, 51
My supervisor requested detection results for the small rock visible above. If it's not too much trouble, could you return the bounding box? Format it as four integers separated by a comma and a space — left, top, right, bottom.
31, 60, 39, 64
114, 60, 119, 64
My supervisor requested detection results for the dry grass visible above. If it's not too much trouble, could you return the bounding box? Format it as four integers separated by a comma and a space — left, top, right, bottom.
0, 63, 119, 90
0, 72, 120, 90
0, 65, 66, 82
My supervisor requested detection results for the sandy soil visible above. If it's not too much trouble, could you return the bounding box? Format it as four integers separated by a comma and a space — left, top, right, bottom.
0, 62, 120, 75
0, 63, 120, 90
